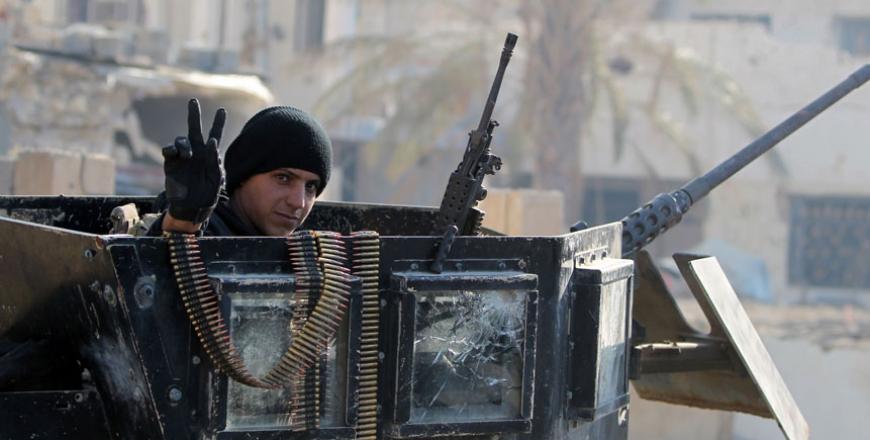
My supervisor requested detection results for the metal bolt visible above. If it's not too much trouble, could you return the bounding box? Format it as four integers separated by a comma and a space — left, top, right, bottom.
134, 279, 155, 309
168, 386, 183, 403
103, 285, 116, 306
83, 249, 96, 259
455, 262, 464, 271
518, 259, 527, 270
191, 355, 201, 365
378, 352, 385, 361
73, 393, 84, 403
410, 263, 419, 271
497, 262, 507, 271
618, 406, 629, 425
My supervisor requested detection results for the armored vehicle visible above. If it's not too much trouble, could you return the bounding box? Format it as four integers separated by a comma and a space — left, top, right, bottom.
2, 34, 868, 440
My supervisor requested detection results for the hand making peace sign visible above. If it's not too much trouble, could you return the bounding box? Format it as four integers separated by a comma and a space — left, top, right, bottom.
162, 98, 227, 225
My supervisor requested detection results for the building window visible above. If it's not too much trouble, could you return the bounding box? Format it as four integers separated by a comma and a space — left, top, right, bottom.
67, 0, 89, 23
650, 0, 680, 21
690, 13, 772, 31
66, 0, 144, 26
294, 0, 325, 52
90, 0, 129, 23
788, 195, 870, 289
582, 178, 640, 226
581, 177, 706, 258
835, 17, 870, 56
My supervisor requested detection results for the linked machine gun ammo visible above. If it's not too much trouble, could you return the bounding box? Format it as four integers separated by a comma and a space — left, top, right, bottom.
2, 31, 869, 439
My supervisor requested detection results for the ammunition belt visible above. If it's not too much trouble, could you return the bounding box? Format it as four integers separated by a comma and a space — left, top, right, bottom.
165, 230, 381, 437
348, 231, 381, 440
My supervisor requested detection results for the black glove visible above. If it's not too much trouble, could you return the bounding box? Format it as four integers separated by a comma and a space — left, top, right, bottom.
162, 98, 226, 224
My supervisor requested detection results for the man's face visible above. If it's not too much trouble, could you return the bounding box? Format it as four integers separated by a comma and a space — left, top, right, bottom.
230, 167, 321, 236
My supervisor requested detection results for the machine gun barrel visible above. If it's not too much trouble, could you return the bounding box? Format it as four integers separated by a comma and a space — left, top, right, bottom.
430, 33, 517, 273
459, 33, 518, 177
620, 64, 870, 257
437, 33, 517, 235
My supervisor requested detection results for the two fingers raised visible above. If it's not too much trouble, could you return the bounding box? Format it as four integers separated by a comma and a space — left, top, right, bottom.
188, 98, 226, 147
164, 98, 226, 159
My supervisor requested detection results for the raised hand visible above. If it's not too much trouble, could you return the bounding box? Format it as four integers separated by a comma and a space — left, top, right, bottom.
162, 98, 226, 225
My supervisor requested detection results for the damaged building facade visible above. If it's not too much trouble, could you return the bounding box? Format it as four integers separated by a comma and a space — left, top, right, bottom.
0, 46, 272, 195
2, 1, 870, 438
0, 0, 278, 195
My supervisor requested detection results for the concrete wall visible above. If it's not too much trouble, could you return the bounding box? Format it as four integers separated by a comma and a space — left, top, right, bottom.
628, 390, 734, 440
0, 156, 12, 194
0, 50, 117, 156
479, 189, 566, 235
733, 337, 870, 440
10, 150, 115, 195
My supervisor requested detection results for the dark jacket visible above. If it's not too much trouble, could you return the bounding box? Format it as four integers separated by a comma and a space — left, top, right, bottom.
147, 193, 260, 237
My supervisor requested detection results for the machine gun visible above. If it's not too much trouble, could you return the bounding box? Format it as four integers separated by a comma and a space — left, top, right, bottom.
431, 33, 517, 273
2, 47, 870, 440
612, 64, 870, 258
604, 64, 870, 440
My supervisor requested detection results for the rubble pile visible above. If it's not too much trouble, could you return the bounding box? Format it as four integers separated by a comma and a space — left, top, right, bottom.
0, 48, 117, 156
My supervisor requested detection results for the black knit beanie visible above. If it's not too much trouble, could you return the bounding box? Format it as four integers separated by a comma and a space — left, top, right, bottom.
224, 106, 332, 195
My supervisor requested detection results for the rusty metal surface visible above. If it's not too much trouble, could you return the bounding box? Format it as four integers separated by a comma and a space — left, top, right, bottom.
0, 215, 165, 439
632, 252, 809, 439
632, 250, 696, 341
0, 195, 443, 237
686, 256, 809, 440
631, 251, 771, 418
634, 341, 733, 374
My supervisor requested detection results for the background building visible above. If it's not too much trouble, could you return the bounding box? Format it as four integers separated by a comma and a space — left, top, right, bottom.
1, 1, 869, 438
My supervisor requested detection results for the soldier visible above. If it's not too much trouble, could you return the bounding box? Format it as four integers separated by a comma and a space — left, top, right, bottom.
0, 100, 333, 391
153, 98, 332, 236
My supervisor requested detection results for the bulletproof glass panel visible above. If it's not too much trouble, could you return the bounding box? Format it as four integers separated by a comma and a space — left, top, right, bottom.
389, 271, 538, 436
223, 288, 350, 430
226, 293, 296, 429
410, 289, 526, 423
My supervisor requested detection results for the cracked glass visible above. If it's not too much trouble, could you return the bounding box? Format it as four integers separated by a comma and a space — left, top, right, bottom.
410, 289, 527, 423
224, 292, 347, 429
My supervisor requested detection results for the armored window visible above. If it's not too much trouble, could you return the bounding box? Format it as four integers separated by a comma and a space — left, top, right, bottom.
212, 270, 362, 437
388, 272, 538, 437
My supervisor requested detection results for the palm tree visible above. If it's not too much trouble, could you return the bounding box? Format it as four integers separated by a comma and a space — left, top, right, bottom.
297, 0, 784, 222
507, 0, 601, 219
